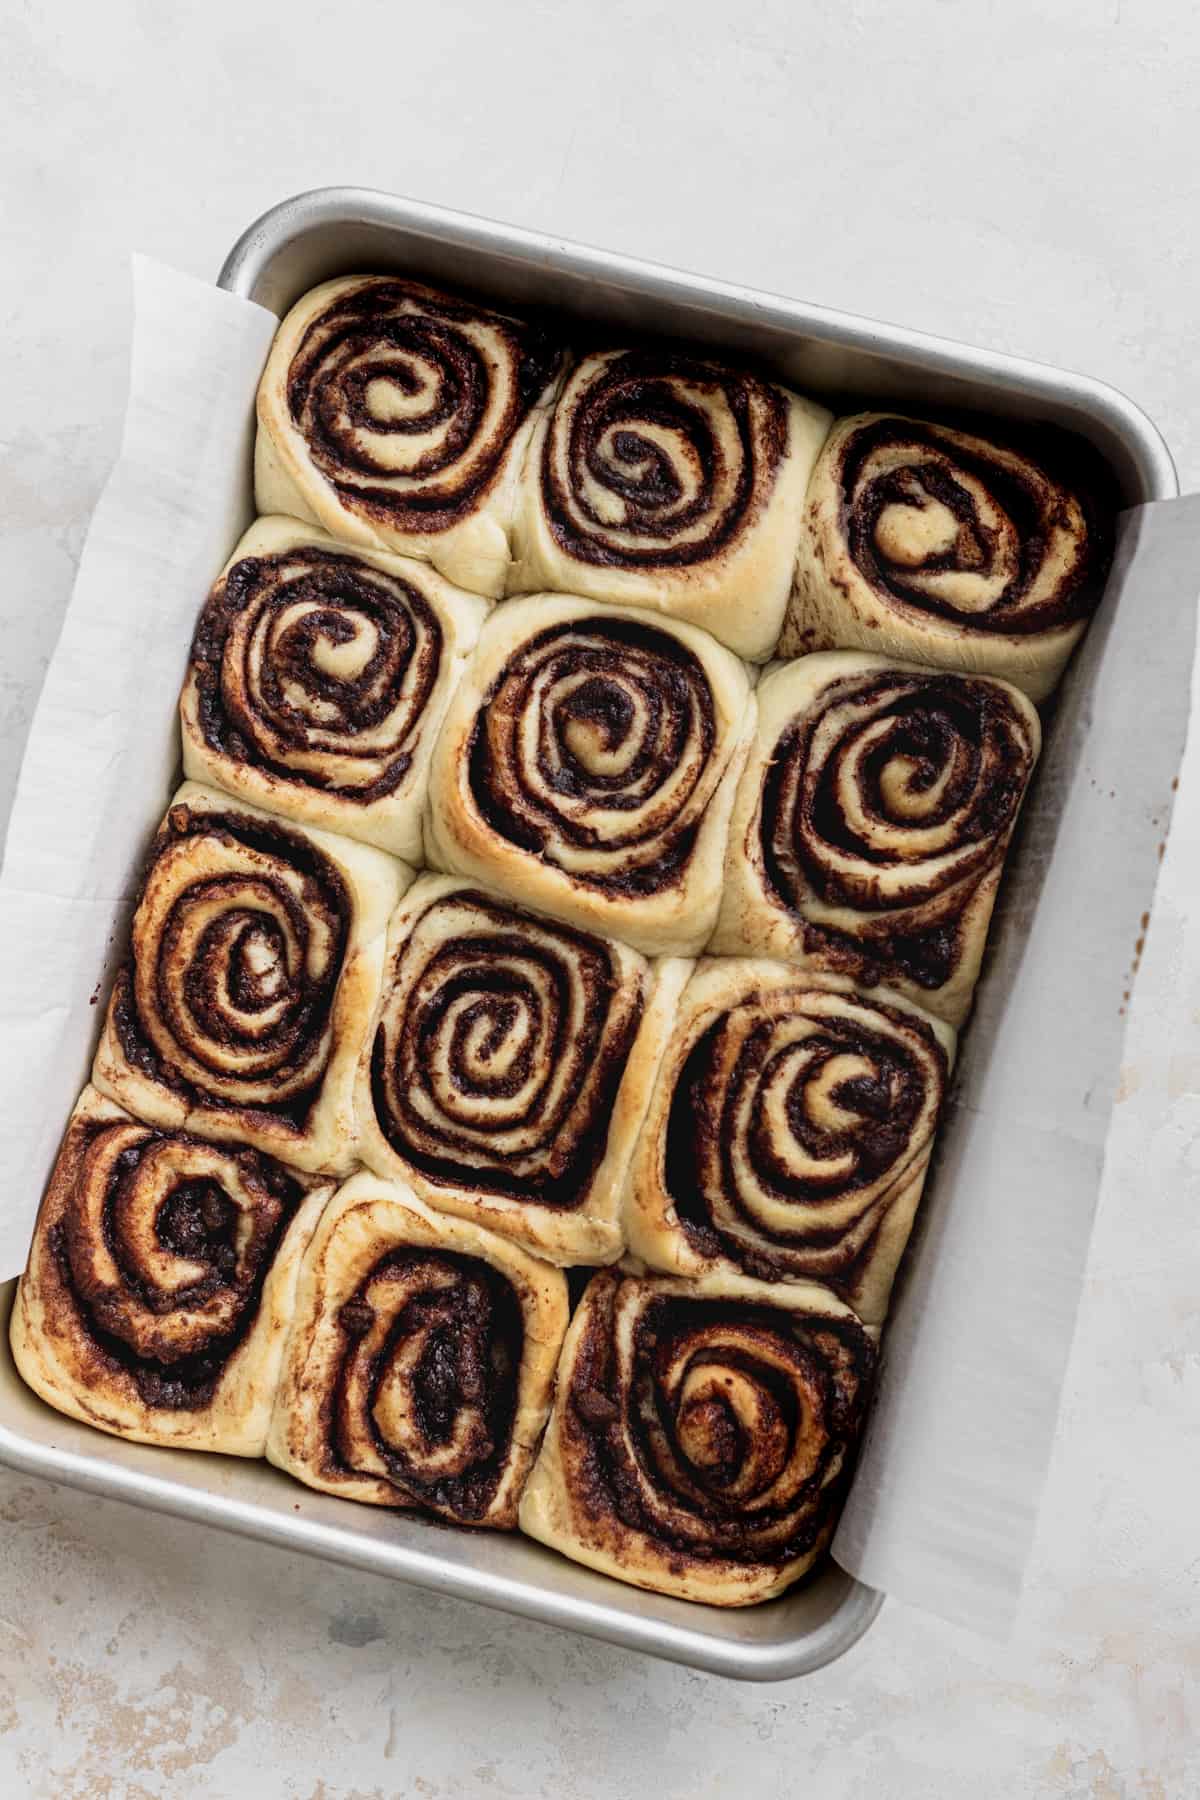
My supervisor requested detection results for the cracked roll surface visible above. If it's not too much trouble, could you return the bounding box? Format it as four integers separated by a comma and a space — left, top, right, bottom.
424, 595, 755, 956
92, 782, 411, 1173
780, 412, 1111, 700
711, 653, 1040, 1025
255, 274, 563, 597
266, 1172, 569, 1526
181, 517, 488, 862
355, 875, 685, 1264
623, 959, 954, 1325
509, 347, 831, 660
10, 1088, 332, 1453
519, 1268, 876, 1604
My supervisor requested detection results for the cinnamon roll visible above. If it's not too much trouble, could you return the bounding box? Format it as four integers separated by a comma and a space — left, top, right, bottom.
354, 874, 688, 1265
622, 959, 953, 1325
424, 595, 756, 956
509, 348, 831, 661
518, 1268, 875, 1604
181, 517, 489, 863
779, 412, 1110, 701
710, 653, 1040, 1025
255, 275, 562, 598
92, 782, 411, 1174
10, 1087, 333, 1454
267, 1171, 569, 1527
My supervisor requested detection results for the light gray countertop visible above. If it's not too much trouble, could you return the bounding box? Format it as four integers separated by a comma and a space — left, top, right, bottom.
2, 2, 1198, 1793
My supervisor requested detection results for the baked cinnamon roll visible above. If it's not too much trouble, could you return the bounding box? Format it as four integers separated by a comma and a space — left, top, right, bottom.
622, 959, 953, 1325
424, 595, 755, 956
10, 1088, 332, 1453
355, 874, 687, 1264
92, 783, 411, 1173
711, 653, 1040, 1025
181, 517, 488, 863
509, 347, 831, 660
519, 1268, 875, 1603
256, 275, 563, 597
779, 412, 1110, 700
267, 1172, 568, 1527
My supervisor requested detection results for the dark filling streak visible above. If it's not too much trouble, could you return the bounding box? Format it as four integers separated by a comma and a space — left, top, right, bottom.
176, 900, 299, 1064
224, 918, 289, 1017
839, 416, 1104, 632
759, 673, 1033, 987
98, 1143, 242, 1316
682, 1394, 746, 1488
338, 1298, 376, 1337
798, 918, 960, 994
765, 1035, 915, 1192
543, 349, 788, 569
54, 1132, 303, 1410
114, 806, 350, 1127
192, 548, 440, 803
664, 1003, 934, 1285
334, 1248, 523, 1521
370, 892, 643, 1207
286, 279, 560, 532
571, 381, 716, 541
641, 1341, 798, 1523
567, 1281, 875, 1567
154, 1179, 238, 1270
546, 676, 646, 795
466, 616, 716, 897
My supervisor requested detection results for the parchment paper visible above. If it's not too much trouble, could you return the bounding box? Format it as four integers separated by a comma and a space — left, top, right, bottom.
833, 497, 1200, 1633
0, 258, 1195, 1636
0, 259, 276, 1275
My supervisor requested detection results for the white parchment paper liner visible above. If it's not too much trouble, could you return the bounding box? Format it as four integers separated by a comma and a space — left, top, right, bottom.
834, 497, 1199, 1632
0, 258, 1195, 1637
0, 259, 276, 1275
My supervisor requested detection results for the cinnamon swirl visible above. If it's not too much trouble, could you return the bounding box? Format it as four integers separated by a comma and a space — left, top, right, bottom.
354, 874, 688, 1265
256, 275, 563, 597
710, 653, 1040, 1025
424, 595, 755, 956
509, 347, 831, 660
266, 1172, 569, 1527
779, 412, 1110, 700
92, 783, 411, 1173
622, 959, 953, 1325
518, 1268, 876, 1603
10, 1088, 333, 1453
181, 517, 488, 862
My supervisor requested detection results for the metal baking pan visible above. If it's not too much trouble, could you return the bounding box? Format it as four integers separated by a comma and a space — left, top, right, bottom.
0, 186, 1178, 1683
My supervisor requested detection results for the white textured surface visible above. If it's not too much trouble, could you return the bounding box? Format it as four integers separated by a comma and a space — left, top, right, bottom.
2, 2, 1198, 1793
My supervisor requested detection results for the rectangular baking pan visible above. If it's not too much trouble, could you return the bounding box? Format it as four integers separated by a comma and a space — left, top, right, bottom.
0, 186, 1177, 1683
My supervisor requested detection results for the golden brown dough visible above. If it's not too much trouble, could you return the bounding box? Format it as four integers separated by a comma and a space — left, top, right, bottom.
10, 1087, 332, 1454
779, 412, 1110, 701
622, 959, 954, 1326
518, 1267, 876, 1603
354, 873, 688, 1265
92, 782, 411, 1174
266, 1171, 569, 1526
710, 653, 1040, 1026
181, 516, 488, 863
508, 347, 831, 661
424, 595, 755, 956
255, 275, 562, 597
